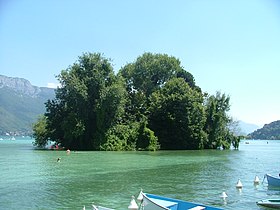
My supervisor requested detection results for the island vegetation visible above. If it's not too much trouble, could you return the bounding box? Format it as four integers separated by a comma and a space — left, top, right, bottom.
32, 52, 240, 151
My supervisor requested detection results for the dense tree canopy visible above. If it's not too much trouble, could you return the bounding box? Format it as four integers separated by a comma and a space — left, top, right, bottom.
118, 53, 199, 121
204, 92, 240, 149
43, 53, 128, 150
149, 78, 206, 149
33, 52, 240, 150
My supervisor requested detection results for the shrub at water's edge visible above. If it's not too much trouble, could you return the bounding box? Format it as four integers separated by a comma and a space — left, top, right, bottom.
32, 52, 240, 151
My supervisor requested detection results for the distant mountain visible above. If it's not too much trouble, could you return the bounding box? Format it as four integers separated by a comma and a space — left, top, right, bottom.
238, 121, 260, 135
248, 120, 280, 140
0, 75, 55, 135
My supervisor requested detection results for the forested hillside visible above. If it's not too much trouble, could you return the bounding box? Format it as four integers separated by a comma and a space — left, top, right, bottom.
0, 75, 55, 135
248, 120, 280, 140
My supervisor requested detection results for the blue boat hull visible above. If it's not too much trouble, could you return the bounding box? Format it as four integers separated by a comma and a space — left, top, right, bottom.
266, 174, 280, 187
142, 193, 223, 210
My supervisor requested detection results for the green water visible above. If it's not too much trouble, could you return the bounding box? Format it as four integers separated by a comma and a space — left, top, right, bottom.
0, 138, 280, 210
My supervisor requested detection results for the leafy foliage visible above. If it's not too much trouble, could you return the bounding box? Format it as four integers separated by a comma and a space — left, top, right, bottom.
204, 92, 240, 149
43, 53, 126, 150
33, 52, 240, 150
149, 78, 206, 149
32, 115, 49, 148
118, 53, 198, 120
101, 123, 138, 151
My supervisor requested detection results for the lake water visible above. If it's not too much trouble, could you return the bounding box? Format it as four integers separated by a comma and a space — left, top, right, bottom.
0, 138, 280, 210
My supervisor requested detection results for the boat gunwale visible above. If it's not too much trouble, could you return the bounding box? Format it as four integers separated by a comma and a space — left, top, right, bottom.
142, 193, 222, 210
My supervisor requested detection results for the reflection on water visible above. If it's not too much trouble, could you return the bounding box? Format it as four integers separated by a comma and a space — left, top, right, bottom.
0, 139, 279, 209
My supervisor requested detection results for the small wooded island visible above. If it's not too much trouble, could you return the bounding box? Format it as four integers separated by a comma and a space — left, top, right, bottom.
33, 52, 240, 151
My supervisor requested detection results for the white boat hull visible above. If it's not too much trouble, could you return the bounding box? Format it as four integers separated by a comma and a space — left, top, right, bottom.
257, 199, 280, 208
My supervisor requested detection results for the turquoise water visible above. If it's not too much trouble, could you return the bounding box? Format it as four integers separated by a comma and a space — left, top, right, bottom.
0, 138, 280, 210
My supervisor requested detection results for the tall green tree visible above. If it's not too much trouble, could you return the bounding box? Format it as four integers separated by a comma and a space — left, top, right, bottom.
149, 78, 206, 149
204, 91, 237, 149
95, 76, 128, 148
43, 53, 126, 150
120, 53, 182, 96
118, 53, 198, 120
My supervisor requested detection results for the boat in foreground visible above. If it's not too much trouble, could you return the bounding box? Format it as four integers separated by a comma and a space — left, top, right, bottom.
257, 199, 280, 208
89, 191, 223, 210
265, 174, 280, 187
139, 192, 223, 210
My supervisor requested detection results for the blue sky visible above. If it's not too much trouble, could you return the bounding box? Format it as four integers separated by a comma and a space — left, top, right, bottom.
0, 0, 280, 126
